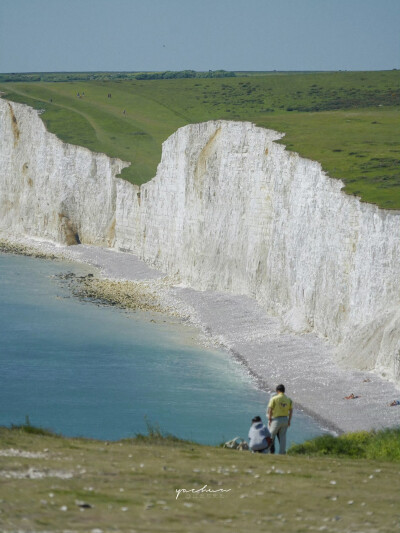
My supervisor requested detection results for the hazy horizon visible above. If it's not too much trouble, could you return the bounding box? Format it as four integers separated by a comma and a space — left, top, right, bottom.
0, 0, 399, 73
1, 68, 397, 74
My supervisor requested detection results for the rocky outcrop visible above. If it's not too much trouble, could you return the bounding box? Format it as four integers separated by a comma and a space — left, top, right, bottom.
1, 98, 399, 384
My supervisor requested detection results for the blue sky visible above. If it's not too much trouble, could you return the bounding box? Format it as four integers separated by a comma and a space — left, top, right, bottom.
0, 0, 398, 72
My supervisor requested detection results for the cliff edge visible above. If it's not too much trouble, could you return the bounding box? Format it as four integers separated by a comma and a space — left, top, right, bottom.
1, 98, 399, 384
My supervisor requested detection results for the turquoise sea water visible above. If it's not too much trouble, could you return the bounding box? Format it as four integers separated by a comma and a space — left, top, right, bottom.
0, 252, 323, 446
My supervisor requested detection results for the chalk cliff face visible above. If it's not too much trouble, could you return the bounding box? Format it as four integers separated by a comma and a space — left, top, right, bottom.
1, 99, 400, 384
0, 100, 128, 246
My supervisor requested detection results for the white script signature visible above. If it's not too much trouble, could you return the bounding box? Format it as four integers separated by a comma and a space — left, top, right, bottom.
176, 484, 231, 500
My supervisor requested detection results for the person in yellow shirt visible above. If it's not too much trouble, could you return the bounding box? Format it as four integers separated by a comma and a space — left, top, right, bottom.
267, 384, 293, 454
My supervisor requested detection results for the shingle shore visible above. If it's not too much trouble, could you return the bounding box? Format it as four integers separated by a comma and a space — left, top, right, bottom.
1, 236, 399, 434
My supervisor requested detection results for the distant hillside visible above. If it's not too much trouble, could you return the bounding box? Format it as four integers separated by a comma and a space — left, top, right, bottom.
1, 70, 399, 207
0, 70, 236, 83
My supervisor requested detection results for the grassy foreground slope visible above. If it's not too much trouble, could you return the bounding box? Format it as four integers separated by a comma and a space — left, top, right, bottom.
1, 426, 400, 533
1, 70, 399, 206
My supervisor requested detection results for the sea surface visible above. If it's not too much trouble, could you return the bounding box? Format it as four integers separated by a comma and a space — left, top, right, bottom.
0, 252, 324, 446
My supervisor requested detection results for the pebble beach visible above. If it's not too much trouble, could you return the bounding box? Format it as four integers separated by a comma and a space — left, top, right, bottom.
1, 237, 399, 435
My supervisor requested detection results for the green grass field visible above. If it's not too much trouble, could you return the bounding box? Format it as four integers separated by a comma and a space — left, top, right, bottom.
1, 425, 399, 532
1, 70, 399, 206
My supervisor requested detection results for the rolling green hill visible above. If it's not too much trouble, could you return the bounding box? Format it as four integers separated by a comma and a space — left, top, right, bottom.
1, 70, 399, 207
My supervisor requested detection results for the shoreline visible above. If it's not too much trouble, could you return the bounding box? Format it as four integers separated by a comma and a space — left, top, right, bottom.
1, 236, 399, 435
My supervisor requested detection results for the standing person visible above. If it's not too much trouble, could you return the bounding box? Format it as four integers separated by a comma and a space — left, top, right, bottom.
267, 384, 293, 455
248, 416, 272, 453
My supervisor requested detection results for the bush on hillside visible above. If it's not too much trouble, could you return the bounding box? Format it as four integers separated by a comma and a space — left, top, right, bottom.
289, 428, 400, 461
10, 416, 59, 437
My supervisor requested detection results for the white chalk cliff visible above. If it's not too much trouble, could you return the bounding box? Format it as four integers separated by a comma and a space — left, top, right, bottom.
1, 99, 400, 384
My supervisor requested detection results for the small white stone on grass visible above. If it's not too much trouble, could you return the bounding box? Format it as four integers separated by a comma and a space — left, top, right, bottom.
347, 500, 354, 505
121, 507, 128, 512
329, 481, 336, 485
60, 505, 68, 511
183, 502, 193, 508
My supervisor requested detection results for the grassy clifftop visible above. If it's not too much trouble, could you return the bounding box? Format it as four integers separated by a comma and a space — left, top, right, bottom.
1, 70, 399, 207
0, 425, 399, 532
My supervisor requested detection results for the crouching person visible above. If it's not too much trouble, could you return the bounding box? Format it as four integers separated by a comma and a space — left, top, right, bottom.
248, 416, 272, 453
